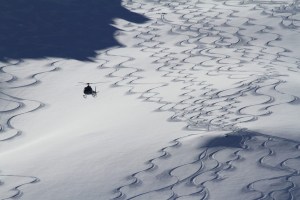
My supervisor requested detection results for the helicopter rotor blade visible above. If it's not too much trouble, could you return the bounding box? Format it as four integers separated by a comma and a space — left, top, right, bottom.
78, 81, 108, 85
89, 81, 108, 84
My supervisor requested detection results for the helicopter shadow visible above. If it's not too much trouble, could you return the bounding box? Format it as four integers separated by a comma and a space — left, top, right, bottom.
0, 0, 148, 62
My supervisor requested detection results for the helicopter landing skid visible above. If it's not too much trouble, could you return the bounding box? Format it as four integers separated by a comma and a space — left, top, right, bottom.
83, 93, 97, 98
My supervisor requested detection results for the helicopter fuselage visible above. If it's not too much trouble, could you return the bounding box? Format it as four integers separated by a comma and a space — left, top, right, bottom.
83, 86, 97, 97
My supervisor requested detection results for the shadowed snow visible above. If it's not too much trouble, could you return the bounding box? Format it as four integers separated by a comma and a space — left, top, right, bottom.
0, 0, 148, 61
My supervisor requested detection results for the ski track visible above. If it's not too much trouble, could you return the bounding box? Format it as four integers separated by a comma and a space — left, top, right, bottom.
105, 0, 300, 199
1, 0, 300, 199
0, 60, 59, 199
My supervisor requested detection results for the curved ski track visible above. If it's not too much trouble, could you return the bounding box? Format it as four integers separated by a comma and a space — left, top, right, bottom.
0, 60, 60, 199
105, 0, 300, 199
1, 0, 300, 199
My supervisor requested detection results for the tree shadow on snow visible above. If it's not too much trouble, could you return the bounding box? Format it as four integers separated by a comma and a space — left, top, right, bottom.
0, 0, 148, 62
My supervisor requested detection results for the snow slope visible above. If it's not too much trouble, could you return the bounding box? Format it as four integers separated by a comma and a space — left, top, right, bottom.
1, 0, 300, 199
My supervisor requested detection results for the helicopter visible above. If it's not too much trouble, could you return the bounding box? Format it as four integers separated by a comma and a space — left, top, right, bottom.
78, 81, 109, 98
79, 82, 98, 98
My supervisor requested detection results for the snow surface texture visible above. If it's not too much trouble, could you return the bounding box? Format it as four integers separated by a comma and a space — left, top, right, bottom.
1, 0, 300, 199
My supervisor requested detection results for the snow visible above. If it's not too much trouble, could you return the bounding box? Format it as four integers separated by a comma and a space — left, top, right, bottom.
1, 0, 300, 199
